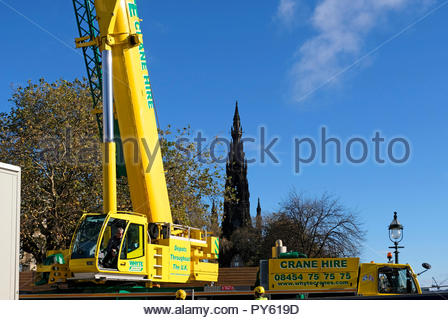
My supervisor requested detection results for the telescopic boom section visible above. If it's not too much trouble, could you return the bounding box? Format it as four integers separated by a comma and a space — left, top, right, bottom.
96, 0, 172, 223
101, 49, 117, 214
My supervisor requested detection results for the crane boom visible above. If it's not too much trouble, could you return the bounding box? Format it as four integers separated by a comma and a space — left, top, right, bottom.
96, 0, 172, 223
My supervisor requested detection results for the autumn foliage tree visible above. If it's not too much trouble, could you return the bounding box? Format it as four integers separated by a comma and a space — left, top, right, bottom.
0, 79, 224, 263
160, 125, 224, 229
0, 79, 102, 262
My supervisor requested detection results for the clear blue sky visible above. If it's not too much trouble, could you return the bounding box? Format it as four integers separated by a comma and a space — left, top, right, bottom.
1, 0, 447, 287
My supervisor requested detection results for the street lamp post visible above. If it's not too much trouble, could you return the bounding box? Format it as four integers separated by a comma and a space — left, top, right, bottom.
388, 211, 404, 264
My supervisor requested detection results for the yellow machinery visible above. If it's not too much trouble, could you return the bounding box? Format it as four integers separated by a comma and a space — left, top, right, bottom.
38, 0, 218, 285
260, 240, 428, 297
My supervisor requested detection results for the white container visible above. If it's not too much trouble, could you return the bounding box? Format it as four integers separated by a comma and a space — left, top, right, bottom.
0, 162, 21, 300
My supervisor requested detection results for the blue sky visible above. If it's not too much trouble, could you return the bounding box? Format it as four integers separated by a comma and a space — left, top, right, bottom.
1, 0, 447, 287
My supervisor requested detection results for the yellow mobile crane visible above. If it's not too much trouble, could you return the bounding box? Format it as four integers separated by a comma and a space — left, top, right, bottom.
259, 240, 431, 298
37, 0, 218, 285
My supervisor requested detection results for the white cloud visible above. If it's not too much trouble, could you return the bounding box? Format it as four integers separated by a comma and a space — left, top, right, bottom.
276, 0, 298, 27
291, 0, 424, 102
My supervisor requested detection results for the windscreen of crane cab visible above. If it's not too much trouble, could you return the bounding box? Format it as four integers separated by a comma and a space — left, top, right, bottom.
71, 215, 107, 259
378, 267, 418, 294
98, 218, 128, 269
120, 224, 144, 259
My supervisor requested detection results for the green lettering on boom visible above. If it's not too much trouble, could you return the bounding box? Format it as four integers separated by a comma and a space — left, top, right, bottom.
128, 0, 154, 111
138, 44, 146, 71
143, 75, 154, 109
135, 22, 142, 34
128, 2, 138, 17
144, 75, 150, 86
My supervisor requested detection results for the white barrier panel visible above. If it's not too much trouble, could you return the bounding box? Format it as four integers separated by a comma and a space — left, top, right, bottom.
0, 162, 20, 300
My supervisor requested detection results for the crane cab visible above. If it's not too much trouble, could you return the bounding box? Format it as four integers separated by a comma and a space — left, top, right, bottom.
68, 212, 148, 282
357, 263, 422, 296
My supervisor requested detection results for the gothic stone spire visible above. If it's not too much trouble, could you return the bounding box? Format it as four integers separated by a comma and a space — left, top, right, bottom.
256, 197, 262, 233
222, 101, 251, 243
231, 101, 242, 141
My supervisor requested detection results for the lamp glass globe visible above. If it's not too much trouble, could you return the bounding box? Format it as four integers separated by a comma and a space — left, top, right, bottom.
390, 228, 402, 240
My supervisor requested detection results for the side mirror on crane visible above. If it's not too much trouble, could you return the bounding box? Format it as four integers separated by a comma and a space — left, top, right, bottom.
416, 262, 431, 276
